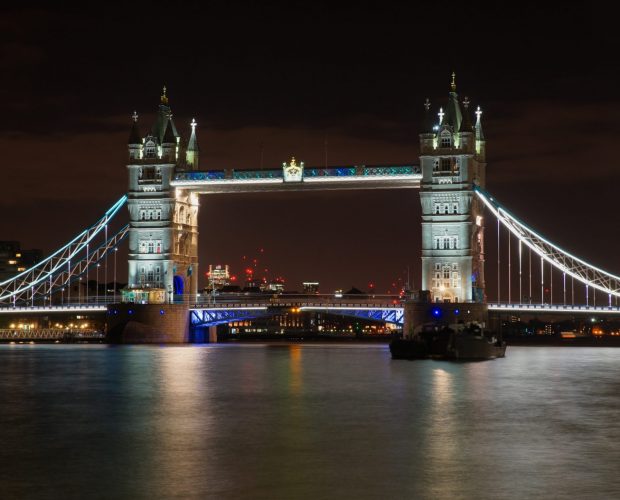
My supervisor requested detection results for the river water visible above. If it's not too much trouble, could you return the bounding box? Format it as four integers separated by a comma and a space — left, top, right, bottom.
1, 343, 619, 499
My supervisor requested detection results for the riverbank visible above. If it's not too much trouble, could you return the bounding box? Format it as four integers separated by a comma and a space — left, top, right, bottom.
505, 336, 620, 347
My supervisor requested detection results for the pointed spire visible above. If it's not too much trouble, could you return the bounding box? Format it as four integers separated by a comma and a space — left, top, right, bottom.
443, 72, 462, 131
128, 111, 142, 145
186, 118, 200, 169
460, 96, 473, 132
475, 105, 484, 140
162, 120, 176, 144
152, 86, 178, 143
187, 118, 199, 152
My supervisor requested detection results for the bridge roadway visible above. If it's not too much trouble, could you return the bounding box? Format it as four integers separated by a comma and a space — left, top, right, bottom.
2, 298, 620, 320
170, 165, 422, 193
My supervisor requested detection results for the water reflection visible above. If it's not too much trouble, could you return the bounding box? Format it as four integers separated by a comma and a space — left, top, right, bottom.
2, 345, 620, 499
288, 344, 302, 395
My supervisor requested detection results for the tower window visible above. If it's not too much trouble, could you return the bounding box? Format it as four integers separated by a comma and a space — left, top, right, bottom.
443, 266, 450, 280
440, 131, 452, 148
452, 203, 458, 214
441, 158, 452, 172
139, 239, 162, 254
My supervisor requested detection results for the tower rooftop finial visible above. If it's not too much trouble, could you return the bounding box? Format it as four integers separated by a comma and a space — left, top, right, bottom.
161, 85, 168, 105
132, 111, 138, 122
451, 72, 456, 92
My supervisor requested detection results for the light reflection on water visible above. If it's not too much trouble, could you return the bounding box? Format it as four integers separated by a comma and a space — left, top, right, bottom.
1, 344, 620, 499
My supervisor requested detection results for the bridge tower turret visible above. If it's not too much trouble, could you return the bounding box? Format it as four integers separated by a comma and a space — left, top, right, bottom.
185, 118, 200, 170
419, 74, 486, 303
124, 87, 199, 303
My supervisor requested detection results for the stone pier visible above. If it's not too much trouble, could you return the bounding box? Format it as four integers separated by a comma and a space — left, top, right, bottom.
106, 303, 192, 343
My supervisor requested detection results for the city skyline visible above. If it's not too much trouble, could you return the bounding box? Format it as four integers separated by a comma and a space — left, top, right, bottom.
1, 4, 617, 294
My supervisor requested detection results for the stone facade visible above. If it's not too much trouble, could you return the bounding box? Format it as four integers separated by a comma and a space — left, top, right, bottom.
419, 77, 486, 303
125, 89, 200, 301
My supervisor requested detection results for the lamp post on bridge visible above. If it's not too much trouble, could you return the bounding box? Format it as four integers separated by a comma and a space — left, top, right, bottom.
113, 247, 118, 302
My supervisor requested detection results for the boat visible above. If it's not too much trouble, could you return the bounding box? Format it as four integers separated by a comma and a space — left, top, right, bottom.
447, 323, 506, 360
390, 322, 506, 360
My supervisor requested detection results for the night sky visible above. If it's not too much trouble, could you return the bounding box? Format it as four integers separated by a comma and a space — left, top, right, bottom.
1, 3, 617, 295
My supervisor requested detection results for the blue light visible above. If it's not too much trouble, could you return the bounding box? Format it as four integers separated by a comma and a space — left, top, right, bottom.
454, 308, 460, 315
160, 309, 165, 315
432, 307, 442, 318
128, 309, 133, 315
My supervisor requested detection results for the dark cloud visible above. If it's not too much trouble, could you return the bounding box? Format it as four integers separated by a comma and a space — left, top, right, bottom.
1, 2, 618, 292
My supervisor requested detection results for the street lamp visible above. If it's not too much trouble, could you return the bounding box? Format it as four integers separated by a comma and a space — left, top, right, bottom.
114, 247, 118, 301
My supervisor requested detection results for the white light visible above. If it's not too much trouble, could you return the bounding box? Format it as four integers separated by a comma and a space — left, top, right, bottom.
304, 175, 422, 183
476, 188, 620, 298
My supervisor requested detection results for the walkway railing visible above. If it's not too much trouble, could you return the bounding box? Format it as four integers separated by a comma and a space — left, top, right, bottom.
0, 329, 104, 340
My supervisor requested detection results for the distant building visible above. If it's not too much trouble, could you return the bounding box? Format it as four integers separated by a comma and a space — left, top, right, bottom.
303, 282, 319, 293
0, 241, 42, 281
207, 264, 230, 289
265, 279, 285, 293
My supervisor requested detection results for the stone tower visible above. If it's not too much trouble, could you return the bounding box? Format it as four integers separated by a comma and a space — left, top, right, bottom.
419, 74, 486, 303
124, 87, 200, 303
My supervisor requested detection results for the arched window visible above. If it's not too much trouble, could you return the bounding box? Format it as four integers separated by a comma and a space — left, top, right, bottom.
443, 265, 451, 281
452, 203, 458, 214
443, 203, 449, 214
145, 140, 156, 158
435, 204, 440, 214
440, 131, 451, 148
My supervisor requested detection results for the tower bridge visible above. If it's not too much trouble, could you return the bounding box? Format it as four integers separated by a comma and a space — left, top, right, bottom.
2, 75, 620, 342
